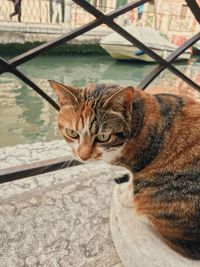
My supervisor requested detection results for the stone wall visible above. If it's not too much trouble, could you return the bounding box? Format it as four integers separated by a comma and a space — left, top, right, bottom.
0, 21, 111, 43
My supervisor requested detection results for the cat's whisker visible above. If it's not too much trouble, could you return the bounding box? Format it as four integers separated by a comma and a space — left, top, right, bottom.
61, 159, 76, 169
35, 158, 79, 176
59, 160, 70, 169
62, 158, 82, 169
67, 159, 78, 167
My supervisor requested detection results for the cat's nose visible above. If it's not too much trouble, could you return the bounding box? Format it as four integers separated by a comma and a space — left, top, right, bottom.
79, 154, 91, 161
77, 145, 92, 161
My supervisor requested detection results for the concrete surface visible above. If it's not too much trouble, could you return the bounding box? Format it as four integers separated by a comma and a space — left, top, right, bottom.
0, 140, 125, 267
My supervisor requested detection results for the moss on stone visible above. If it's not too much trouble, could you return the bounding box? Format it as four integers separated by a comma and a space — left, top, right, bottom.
0, 42, 108, 56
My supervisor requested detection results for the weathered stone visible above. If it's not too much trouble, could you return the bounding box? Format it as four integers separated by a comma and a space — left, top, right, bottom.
0, 141, 123, 267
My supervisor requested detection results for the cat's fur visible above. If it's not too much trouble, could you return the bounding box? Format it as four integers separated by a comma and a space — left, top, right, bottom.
50, 80, 200, 260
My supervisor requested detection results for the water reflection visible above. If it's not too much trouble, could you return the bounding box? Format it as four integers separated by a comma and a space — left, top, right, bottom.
0, 55, 199, 147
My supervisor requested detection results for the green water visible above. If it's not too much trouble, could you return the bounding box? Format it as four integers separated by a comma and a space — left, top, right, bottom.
0, 55, 199, 147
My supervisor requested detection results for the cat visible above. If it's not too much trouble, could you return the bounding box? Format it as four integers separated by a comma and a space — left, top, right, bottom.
49, 80, 200, 260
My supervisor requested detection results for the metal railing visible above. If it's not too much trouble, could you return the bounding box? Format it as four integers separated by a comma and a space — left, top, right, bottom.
0, 0, 200, 183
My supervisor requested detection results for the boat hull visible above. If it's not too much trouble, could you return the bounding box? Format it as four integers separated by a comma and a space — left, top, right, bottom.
101, 44, 191, 62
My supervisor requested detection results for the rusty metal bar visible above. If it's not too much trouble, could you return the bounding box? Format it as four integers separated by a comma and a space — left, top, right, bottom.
5, 0, 149, 70
0, 58, 60, 111
0, 157, 81, 183
0, 0, 199, 109
0, 0, 199, 182
6, 19, 104, 70
139, 32, 200, 90
0, 1, 150, 112
185, 0, 200, 24
73, 0, 200, 91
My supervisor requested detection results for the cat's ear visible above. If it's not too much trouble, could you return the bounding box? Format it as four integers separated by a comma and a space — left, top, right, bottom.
49, 80, 81, 107
103, 86, 134, 111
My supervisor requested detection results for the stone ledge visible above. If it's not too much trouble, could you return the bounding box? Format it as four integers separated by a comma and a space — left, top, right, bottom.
0, 141, 125, 267
0, 22, 111, 43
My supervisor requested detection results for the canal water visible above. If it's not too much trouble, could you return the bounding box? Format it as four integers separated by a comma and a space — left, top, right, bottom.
0, 55, 200, 148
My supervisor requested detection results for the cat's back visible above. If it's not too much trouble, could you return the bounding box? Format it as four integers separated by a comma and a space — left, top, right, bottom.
133, 91, 200, 260
154, 92, 200, 118
150, 92, 200, 134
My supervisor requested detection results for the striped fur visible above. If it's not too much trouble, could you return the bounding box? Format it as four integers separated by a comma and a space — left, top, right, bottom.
50, 80, 200, 260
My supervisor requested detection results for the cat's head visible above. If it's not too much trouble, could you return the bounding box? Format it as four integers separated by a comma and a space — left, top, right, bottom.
49, 81, 134, 163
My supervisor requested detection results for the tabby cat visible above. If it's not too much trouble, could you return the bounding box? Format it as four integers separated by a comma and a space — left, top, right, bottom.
50, 80, 200, 260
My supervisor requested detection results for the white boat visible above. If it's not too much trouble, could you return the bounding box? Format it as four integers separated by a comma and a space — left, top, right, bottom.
100, 26, 191, 62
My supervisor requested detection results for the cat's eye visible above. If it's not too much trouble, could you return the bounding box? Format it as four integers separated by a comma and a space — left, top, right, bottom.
96, 133, 111, 142
65, 128, 79, 139
115, 132, 127, 138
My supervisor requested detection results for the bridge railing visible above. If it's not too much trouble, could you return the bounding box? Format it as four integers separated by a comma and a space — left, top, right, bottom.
0, 0, 198, 35
0, 0, 200, 183
0, 0, 114, 25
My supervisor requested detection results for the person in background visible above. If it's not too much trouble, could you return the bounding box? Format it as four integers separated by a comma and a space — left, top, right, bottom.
52, 0, 62, 23
129, 9, 135, 24
9, 0, 22, 22
137, 4, 144, 26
